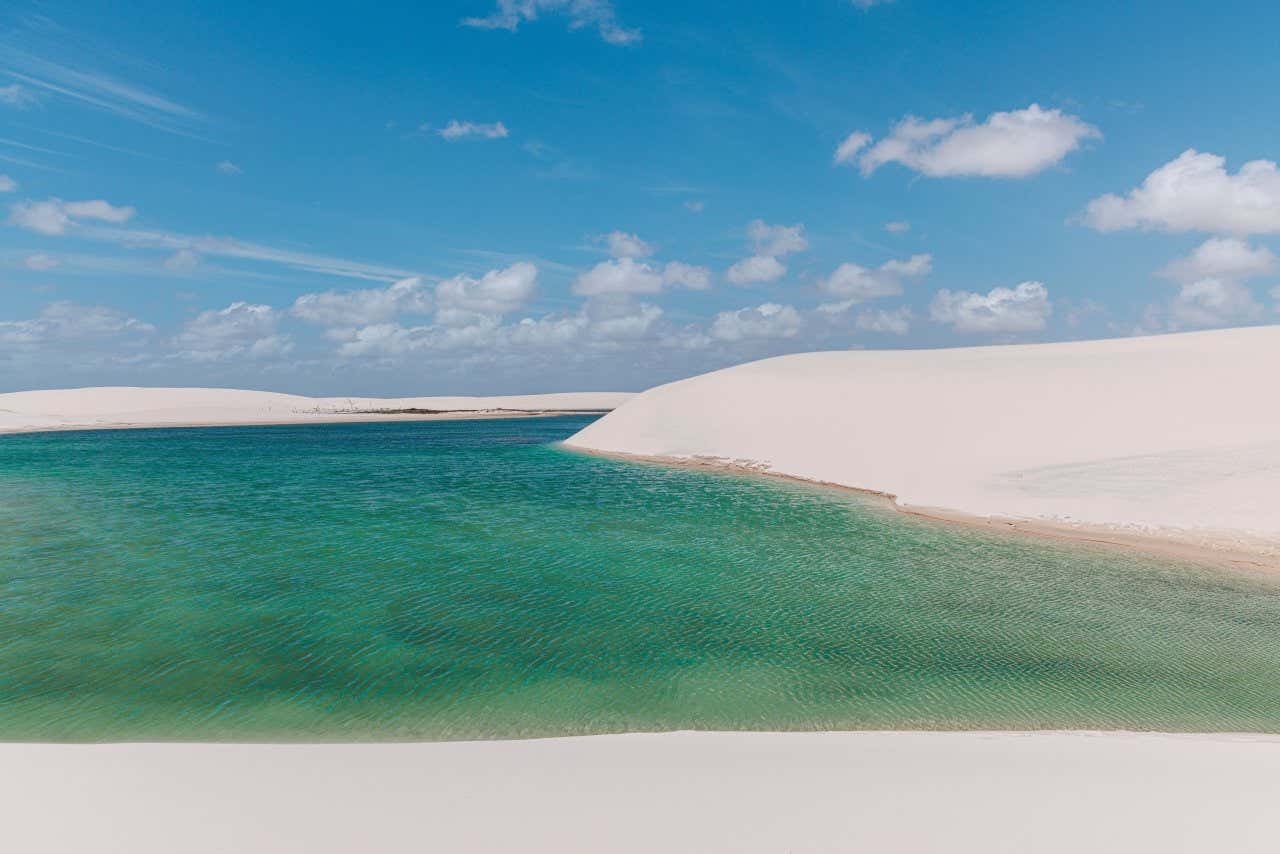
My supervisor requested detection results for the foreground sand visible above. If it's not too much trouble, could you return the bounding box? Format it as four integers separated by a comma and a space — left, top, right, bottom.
0, 387, 632, 434
6, 731, 1280, 853
567, 326, 1280, 564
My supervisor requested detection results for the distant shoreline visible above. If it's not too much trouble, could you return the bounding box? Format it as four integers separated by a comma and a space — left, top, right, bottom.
0, 409, 612, 437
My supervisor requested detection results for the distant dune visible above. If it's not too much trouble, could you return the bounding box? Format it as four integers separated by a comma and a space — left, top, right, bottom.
0, 387, 633, 435
568, 326, 1280, 563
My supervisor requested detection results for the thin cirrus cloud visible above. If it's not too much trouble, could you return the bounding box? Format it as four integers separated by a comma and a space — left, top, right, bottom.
0, 82, 38, 107
1083, 150, 1280, 235
462, 0, 641, 46
836, 104, 1099, 179
1, 50, 206, 136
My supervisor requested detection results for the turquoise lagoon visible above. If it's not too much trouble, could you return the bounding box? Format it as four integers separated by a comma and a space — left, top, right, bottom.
1, 415, 1279, 741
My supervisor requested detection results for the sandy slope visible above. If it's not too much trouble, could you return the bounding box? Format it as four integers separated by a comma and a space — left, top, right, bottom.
0, 387, 632, 434
567, 326, 1280, 558
6, 731, 1280, 853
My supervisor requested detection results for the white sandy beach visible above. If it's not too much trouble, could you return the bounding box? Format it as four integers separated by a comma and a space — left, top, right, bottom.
7, 731, 1280, 853
568, 325, 1280, 563
0, 387, 633, 434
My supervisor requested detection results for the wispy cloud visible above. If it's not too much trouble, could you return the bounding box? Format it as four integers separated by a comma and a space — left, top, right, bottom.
0, 81, 38, 107
1, 49, 207, 136
463, 0, 641, 46
437, 120, 510, 141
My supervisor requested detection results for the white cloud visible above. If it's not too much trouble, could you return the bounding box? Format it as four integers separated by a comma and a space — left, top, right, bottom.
885, 220, 910, 234
163, 249, 201, 272
709, 302, 802, 342
661, 261, 712, 290
726, 254, 786, 285
844, 104, 1099, 178
855, 306, 912, 335
0, 301, 154, 345
174, 302, 291, 361
0, 83, 37, 108
7, 198, 136, 235
24, 252, 59, 271
216, 160, 243, 175
1084, 150, 1280, 235
725, 220, 807, 285
462, 0, 641, 45
817, 254, 932, 311
1160, 237, 1276, 283
567, 260, 656, 299
748, 219, 808, 256
684, 200, 705, 213
602, 230, 653, 258
0, 175, 16, 193
833, 131, 871, 165
930, 281, 1052, 333
851, 0, 895, 7
293, 276, 434, 326
436, 261, 538, 320
1168, 279, 1263, 329
438, 120, 510, 141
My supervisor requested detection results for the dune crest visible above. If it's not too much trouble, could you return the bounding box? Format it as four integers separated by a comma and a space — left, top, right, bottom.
567, 326, 1280, 561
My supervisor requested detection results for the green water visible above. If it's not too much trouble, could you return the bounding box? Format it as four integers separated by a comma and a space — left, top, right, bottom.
1, 416, 1278, 741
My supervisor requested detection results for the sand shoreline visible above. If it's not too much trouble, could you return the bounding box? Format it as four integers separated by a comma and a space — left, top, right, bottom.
0, 408, 615, 437
7, 730, 1280, 852
572, 446, 1280, 573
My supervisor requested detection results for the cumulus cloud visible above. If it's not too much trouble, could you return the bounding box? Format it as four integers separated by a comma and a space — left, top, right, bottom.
1142, 237, 1274, 332
930, 281, 1051, 333
841, 104, 1099, 178
1159, 237, 1276, 283
748, 219, 808, 256
1166, 279, 1263, 329
462, 0, 641, 45
661, 260, 712, 290
436, 261, 537, 321
1084, 150, 1280, 235
0, 175, 16, 193
293, 276, 434, 326
602, 230, 653, 258
854, 306, 912, 335
437, 120, 510, 141
709, 302, 802, 341
7, 198, 136, 235
174, 302, 292, 361
0, 301, 154, 345
573, 257, 710, 295
726, 254, 786, 285
818, 253, 931, 311
725, 220, 808, 286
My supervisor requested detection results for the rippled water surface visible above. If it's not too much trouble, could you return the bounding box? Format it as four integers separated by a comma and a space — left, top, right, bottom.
2, 416, 1279, 740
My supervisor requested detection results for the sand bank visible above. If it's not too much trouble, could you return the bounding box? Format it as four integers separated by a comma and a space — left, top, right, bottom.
5, 731, 1280, 853
567, 326, 1280, 564
0, 387, 632, 435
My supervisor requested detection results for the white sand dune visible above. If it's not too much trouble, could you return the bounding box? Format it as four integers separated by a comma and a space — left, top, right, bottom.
0, 386, 632, 435
567, 325, 1280, 560
6, 731, 1280, 853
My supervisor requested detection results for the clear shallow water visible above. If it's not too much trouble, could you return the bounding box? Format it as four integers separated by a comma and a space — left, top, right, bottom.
1, 416, 1279, 741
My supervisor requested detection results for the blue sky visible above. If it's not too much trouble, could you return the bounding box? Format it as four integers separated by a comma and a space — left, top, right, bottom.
3, 0, 1280, 394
